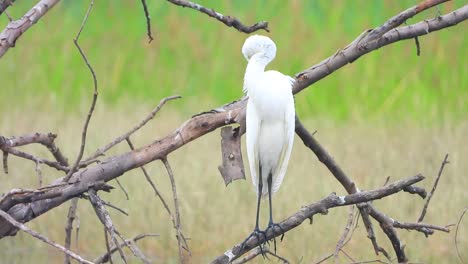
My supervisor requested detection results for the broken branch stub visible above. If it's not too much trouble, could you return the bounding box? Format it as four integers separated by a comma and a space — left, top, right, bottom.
218, 126, 245, 185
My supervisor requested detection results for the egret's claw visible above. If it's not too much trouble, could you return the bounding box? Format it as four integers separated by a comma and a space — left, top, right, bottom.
240, 228, 268, 257
265, 222, 285, 254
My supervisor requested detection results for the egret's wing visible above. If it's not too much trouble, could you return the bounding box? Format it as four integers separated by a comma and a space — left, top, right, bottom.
271, 94, 295, 194
246, 101, 261, 193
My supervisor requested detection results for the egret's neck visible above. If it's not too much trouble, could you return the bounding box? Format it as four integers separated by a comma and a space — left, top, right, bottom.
244, 53, 270, 81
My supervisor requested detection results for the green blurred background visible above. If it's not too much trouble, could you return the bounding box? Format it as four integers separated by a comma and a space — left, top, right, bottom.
0, 0, 467, 263
1, 0, 466, 121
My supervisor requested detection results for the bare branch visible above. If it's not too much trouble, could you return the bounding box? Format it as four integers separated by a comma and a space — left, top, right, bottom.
64, 0, 97, 182
83, 95, 181, 164
162, 157, 189, 262
0, 0, 15, 16
0, 0, 61, 58
212, 175, 426, 263
88, 188, 128, 263
365, 0, 450, 41
293, 4, 468, 95
0, 209, 93, 264
0, 135, 69, 172
140, 0, 153, 42
64, 198, 79, 264
455, 207, 467, 263
1, 133, 68, 166
94, 233, 160, 264
2, 150, 7, 173
334, 206, 356, 261
166, 0, 269, 33
418, 153, 449, 222
114, 178, 129, 200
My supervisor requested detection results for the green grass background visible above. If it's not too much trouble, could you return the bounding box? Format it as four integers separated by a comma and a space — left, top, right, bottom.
0, 0, 467, 263
1, 0, 466, 121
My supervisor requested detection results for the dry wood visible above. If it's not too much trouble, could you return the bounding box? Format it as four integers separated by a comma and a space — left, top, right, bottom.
0, 0, 61, 58
166, 0, 269, 33
417, 153, 449, 222
212, 175, 426, 263
218, 126, 245, 185
0, 209, 93, 264
94, 233, 160, 264
64, 0, 98, 182
140, 0, 153, 42
64, 198, 79, 264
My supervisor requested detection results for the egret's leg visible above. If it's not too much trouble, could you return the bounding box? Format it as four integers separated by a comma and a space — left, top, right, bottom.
240, 165, 267, 256
265, 172, 285, 254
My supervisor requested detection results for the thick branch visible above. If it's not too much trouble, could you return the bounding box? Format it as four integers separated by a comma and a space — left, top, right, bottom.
0, 0, 61, 58
212, 175, 425, 264
293, 4, 468, 94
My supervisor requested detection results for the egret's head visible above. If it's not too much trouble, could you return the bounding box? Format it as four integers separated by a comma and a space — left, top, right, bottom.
242, 35, 276, 63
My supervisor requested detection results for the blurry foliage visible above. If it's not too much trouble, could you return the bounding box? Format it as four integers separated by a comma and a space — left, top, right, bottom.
0, 0, 466, 122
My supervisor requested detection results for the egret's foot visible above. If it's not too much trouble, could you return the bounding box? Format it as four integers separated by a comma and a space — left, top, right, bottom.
265, 222, 285, 254
240, 228, 268, 257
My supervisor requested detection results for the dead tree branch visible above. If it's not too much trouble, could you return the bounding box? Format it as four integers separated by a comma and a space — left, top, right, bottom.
0, 0, 61, 58
64, 198, 79, 264
140, 0, 153, 42
64, 0, 98, 182
455, 207, 467, 263
293, 3, 468, 94
212, 175, 429, 263
417, 153, 449, 222
0, 209, 93, 264
82, 95, 181, 164
0, 132, 68, 166
166, 0, 269, 33
0, 0, 15, 16
163, 157, 189, 262
94, 233, 159, 264
88, 188, 129, 263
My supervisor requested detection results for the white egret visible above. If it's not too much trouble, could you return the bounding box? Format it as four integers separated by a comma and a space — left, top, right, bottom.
241, 35, 295, 252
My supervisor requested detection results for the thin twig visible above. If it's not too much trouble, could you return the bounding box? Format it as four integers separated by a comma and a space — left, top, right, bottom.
165, 0, 269, 33
2, 150, 7, 173
162, 157, 188, 261
64, 198, 79, 264
2, 146, 69, 172
114, 178, 129, 200
455, 207, 467, 263
127, 137, 190, 252
82, 95, 181, 164
94, 233, 159, 264
64, 0, 97, 182
88, 189, 128, 264
104, 227, 114, 264
418, 154, 449, 222
35, 161, 43, 187
334, 206, 356, 261
140, 0, 153, 42
0, 209, 93, 264
4, 9, 12, 21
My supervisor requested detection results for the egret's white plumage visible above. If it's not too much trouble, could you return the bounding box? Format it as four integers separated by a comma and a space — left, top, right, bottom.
242, 35, 295, 198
